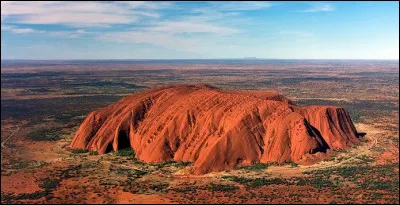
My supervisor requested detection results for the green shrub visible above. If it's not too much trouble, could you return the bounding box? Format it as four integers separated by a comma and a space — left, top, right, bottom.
115, 148, 135, 157
295, 176, 334, 188
154, 160, 192, 169
207, 183, 239, 192
11, 161, 30, 169
174, 161, 192, 167
1, 191, 48, 201
250, 178, 287, 187
39, 178, 60, 191
27, 128, 63, 141
71, 149, 89, 154
156, 160, 175, 168
222, 176, 288, 187
360, 180, 399, 192
237, 163, 269, 171
221, 176, 251, 184
110, 166, 148, 178
148, 182, 169, 192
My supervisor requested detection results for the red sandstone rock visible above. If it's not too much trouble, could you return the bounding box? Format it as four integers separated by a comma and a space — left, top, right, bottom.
70, 84, 359, 174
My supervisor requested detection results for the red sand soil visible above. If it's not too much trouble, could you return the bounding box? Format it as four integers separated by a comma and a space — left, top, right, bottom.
113, 191, 175, 204
1, 172, 42, 195
70, 84, 359, 174
376, 151, 399, 165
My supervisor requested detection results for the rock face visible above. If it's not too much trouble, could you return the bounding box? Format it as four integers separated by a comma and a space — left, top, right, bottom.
70, 84, 359, 174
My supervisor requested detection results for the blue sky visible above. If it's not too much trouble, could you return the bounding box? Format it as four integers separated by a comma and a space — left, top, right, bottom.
1, 1, 399, 59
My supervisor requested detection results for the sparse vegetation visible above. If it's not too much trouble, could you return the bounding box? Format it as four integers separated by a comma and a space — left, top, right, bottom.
148, 182, 170, 193
1, 191, 48, 202
109, 166, 148, 178
174, 161, 193, 167
207, 183, 239, 192
1, 177, 61, 203
294, 176, 334, 188
237, 163, 269, 171
71, 149, 89, 154
1, 60, 398, 204
222, 176, 288, 187
155, 160, 175, 169
154, 160, 192, 169
355, 155, 375, 163
39, 178, 61, 191
115, 148, 135, 157
303, 163, 399, 193
27, 127, 63, 141
11, 161, 30, 170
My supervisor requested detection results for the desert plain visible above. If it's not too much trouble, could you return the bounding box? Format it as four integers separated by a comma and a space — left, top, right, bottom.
1, 59, 399, 204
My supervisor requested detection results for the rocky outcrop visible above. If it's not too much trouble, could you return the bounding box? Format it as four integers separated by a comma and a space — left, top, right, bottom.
70, 84, 359, 174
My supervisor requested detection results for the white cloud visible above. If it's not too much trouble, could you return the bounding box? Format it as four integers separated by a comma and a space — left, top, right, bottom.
1, 24, 40, 34
189, 9, 241, 23
1, 1, 262, 35
93, 2, 271, 53
76, 29, 86, 34
18, 13, 137, 27
209, 1, 273, 11
47, 29, 89, 38
1, 1, 273, 57
145, 21, 239, 36
99, 31, 204, 54
1, 24, 90, 38
120, 1, 172, 10
134, 11, 160, 18
296, 3, 334, 13
1, 1, 164, 27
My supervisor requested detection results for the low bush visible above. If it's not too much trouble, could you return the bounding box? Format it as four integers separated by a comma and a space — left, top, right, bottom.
71, 149, 89, 154
207, 183, 239, 192
115, 148, 135, 157
236, 163, 269, 171
27, 127, 63, 141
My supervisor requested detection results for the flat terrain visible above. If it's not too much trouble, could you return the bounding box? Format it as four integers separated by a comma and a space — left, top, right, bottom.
1, 60, 399, 204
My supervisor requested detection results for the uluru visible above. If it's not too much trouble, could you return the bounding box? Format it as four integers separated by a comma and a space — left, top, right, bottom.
70, 84, 360, 174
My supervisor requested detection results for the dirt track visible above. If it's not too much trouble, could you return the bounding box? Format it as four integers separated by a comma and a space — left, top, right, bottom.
1, 125, 20, 149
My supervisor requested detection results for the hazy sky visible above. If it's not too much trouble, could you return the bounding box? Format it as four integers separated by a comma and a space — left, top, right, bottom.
1, 1, 399, 59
